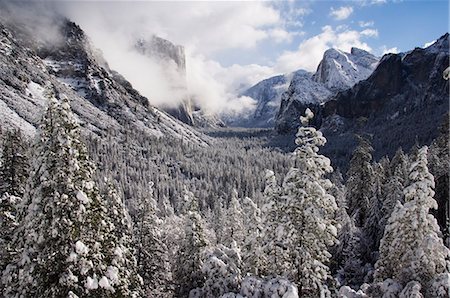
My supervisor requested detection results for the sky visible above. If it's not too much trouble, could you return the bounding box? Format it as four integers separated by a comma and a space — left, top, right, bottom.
2, 0, 448, 114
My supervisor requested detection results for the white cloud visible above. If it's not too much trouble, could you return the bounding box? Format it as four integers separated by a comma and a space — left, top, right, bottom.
361, 28, 379, 37
52, 1, 287, 114
381, 46, 399, 55
275, 25, 374, 73
269, 28, 294, 43
329, 6, 354, 20
423, 40, 436, 48
359, 20, 374, 27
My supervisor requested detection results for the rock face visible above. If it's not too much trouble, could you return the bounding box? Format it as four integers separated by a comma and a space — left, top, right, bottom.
0, 17, 210, 145
320, 33, 449, 168
275, 48, 379, 133
275, 70, 332, 132
135, 36, 194, 125
313, 47, 379, 91
227, 74, 288, 128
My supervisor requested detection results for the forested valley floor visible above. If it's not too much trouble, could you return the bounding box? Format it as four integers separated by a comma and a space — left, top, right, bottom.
0, 97, 449, 297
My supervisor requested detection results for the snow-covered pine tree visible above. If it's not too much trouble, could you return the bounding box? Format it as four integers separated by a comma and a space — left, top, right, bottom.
2, 93, 142, 297
336, 215, 367, 289
173, 189, 209, 297
260, 169, 289, 277
281, 109, 338, 297
101, 180, 144, 296
374, 146, 450, 296
0, 193, 21, 291
346, 136, 375, 227
133, 182, 173, 297
241, 196, 263, 276
223, 189, 245, 247
362, 162, 386, 265
193, 243, 242, 297
0, 129, 29, 197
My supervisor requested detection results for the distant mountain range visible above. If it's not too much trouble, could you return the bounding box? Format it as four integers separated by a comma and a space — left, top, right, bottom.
229, 47, 379, 129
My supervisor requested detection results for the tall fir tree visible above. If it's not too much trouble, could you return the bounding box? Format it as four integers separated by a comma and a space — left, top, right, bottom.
346, 136, 375, 227
133, 182, 173, 297
241, 196, 263, 276
375, 146, 450, 296
260, 169, 289, 277
281, 109, 338, 297
173, 189, 208, 297
223, 189, 245, 247
2, 93, 142, 297
0, 129, 29, 197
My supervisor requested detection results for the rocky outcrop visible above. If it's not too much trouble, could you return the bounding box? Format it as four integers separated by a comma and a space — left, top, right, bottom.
275, 48, 379, 133
0, 17, 210, 145
276, 70, 332, 132
313, 47, 379, 92
319, 33, 449, 168
135, 36, 194, 125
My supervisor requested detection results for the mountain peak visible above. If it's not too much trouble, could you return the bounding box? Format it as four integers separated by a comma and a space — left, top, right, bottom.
313, 47, 379, 91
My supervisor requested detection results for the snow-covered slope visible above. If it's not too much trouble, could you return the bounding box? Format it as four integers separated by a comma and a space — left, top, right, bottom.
0, 18, 210, 146
226, 75, 288, 128
231, 47, 378, 130
312, 47, 379, 91
275, 48, 379, 132
275, 70, 332, 132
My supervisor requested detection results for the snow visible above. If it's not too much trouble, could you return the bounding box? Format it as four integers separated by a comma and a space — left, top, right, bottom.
75, 240, 89, 255
313, 47, 379, 91
105, 266, 120, 285
98, 276, 113, 291
85, 275, 99, 290
76, 191, 89, 204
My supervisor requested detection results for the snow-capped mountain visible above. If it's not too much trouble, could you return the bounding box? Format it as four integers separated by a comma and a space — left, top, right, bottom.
0, 18, 210, 145
319, 33, 449, 168
275, 48, 379, 132
312, 47, 379, 91
225, 74, 288, 128
275, 71, 332, 132
232, 47, 378, 130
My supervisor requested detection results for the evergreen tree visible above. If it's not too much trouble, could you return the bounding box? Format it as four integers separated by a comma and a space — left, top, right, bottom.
0, 129, 29, 197
241, 197, 263, 276
260, 169, 289, 277
362, 162, 386, 264
133, 182, 173, 297
102, 180, 144, 296
173, 189, 208, 297
223, 189, 245, 247
281, 109, 338, 297
194, 244, 242, 297
374, 146, 450, 295
0, 193, 21, 291
2, 94, 142, 297
346, 136, 375, 227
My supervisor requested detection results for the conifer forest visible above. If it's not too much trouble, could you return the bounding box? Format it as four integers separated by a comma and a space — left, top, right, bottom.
0, 1, 449, 298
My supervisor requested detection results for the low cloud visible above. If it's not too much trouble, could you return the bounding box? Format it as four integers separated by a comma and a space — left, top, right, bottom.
329, 6, 354, 21
275, 25, 374, 73
381, 46, 399, 55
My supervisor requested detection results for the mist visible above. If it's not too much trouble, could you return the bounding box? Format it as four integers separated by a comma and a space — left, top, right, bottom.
51, 1, 270, 115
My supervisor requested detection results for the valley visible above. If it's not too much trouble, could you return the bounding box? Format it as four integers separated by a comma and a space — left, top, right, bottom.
0, 2, 448, 298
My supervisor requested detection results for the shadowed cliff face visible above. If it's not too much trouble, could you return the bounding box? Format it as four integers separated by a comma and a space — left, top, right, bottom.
319, 33, 449, 169
325, 34, 449, 120
135, 36, 194, 126
275, 48, 379, 133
